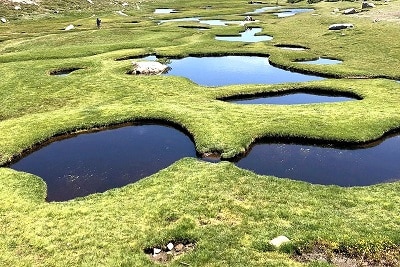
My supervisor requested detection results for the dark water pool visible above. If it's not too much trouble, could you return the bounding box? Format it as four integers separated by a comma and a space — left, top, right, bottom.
10, 124, 197, 202
215, 27, 273, 42
9, 124, 400, 201
50, 68, 82, 76
164, 56, 324, 86
226, 93, 356, 105
234, 137, 400, 187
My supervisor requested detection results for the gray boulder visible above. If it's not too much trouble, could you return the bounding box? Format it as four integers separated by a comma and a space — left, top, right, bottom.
328, 23, 354, 30
362, 1, 375, 8
1, 18, 6, 23
343, 8, 356, 15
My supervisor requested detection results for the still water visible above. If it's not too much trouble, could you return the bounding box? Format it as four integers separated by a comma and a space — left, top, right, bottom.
164, 56, 324, 86
9, 124, 400, 201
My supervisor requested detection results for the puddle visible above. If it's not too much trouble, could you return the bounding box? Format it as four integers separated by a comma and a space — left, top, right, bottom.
215, 27, 273, 42
158, 17, 243, 26
163, 56, 324, 86
246, 6, 280, 14
297, 57, 342, 65
234, 136, 400, 187
274, 8, 314, 18
275, 44, 308, 51
154, 8, 178, 14
9, 124, 197, 202
8, 123, 400, 201
224, 92, 357, 105
158, 17, 200, 24
49, 68, 83, 76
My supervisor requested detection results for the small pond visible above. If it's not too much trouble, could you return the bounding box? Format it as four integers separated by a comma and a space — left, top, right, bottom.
275, 44, 308, 51
10, 124, 197, 202
163, 56, 324, 86
154, 8, 178, 14
158, 17, 243, 26
246, 6, 280, 14
215, 27, 273, 42
274, 8, 314, 18
9, 124, 400, 201
225, 92, 356, 105
297, 57, 342, 65
50, 68, 82, 76
234, 136, 400, 187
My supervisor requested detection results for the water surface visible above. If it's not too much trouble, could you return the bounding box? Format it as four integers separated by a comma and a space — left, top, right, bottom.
11, 124, 196, 201
297, 57, 342, 65
274, 8, 314, 18
227, 93, 355, 105
215, 27, 273, 42
164, 56, 324, 86
234, 137, 400, 186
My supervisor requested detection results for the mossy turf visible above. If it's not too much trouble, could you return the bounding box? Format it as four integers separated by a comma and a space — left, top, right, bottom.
0, 0, 399, 266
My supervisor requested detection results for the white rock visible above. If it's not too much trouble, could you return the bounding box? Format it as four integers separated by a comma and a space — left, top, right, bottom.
343, 8, 356, 15
131, 61, 169, 75
269, 236, 290, 247
65, 24, 74, 31
117, 10, 128, 16
153, 248, 162, 254
87, 0, 93, 4
15, 5, 21, 10
167, 242, 174, 251
122, 2, 129, 6
1, 18, 7, 23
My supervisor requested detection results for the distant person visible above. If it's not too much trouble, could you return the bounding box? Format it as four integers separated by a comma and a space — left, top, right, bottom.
96, 18, 101, 29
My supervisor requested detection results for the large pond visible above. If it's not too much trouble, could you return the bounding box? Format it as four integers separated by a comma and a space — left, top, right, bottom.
163, 56, 324, 86
9, 124, 400, 201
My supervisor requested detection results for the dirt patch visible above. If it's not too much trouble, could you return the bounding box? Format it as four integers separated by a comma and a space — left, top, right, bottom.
144, 241, 195, 264
354, 2, 400, 23
293, 242, 400, 267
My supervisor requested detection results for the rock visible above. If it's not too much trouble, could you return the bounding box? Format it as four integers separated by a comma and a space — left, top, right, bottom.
122, 2, 129, 6
343, 8, 356, 15
15, 5, 21, 10
328, 23, 354, 30
153, 248, 162, 255
0, 18, 6, 23
167, 242, 174, 251
65, 24, 74, 31
362, 1, 375, 8
175, 243, 184, 252
87, 0, 93, 4
130, 61, 169, 75
117, 10, 128, 16
269, 236, 290, 247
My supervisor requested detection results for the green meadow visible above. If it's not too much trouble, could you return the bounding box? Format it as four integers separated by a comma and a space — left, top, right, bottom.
0, 0, 399, 266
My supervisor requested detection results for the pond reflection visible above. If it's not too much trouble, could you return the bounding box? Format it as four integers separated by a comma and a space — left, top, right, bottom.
297, 57, 342, 65
164, 56, 324, 86
274, 8, 314, 18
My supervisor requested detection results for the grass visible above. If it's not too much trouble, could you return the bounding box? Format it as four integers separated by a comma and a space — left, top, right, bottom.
0, 0, 399, 266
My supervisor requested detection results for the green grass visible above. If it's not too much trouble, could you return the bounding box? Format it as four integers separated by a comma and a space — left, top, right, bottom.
0, 0, 399, 266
